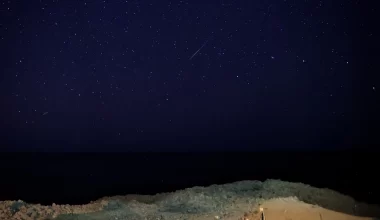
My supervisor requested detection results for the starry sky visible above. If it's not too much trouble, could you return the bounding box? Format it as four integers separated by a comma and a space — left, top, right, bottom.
0, 0, 378, 151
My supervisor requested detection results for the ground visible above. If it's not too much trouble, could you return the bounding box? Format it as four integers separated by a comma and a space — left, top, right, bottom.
1, 180, 379, 220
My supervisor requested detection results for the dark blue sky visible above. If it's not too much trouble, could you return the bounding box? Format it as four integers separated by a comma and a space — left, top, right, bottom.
0, 0, 377, 151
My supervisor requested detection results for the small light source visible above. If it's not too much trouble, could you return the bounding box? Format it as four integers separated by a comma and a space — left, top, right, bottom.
260, 207, 265, 220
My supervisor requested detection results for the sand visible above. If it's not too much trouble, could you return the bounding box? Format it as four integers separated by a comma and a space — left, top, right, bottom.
250, 197, 373, 220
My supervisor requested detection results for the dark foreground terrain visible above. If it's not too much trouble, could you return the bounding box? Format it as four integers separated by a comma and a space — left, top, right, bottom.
0, 151, 379, 219
1, 179, 380, 220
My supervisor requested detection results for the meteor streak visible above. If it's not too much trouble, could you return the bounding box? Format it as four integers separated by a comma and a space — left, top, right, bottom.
189, 39, 210, 60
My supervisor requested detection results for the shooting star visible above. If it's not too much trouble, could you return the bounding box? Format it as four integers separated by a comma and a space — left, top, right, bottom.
189, 39, 210, 60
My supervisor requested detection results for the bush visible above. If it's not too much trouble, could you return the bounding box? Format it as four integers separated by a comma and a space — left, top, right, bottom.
103, 200, 123, 211
10, 201, 26, 214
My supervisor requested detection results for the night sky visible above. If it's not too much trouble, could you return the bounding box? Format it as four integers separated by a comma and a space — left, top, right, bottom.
0, 0, 378, 151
